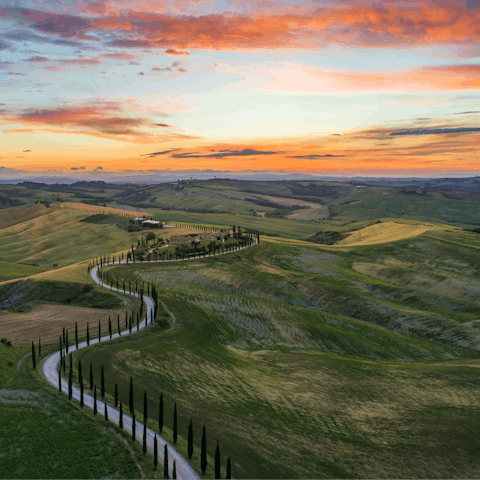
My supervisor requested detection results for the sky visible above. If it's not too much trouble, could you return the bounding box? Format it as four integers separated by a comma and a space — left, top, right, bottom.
1, 0, 480, 178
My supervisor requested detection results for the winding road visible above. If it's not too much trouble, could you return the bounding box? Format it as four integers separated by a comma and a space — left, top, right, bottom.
42, 237, 258, 479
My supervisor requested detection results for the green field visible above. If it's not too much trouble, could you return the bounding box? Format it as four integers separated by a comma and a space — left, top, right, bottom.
0, 342, 155, 479
76, 231, 480, 478
0, 261, 45, 282
2, 191, 480, 478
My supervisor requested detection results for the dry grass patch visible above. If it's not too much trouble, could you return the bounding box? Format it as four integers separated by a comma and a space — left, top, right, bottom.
60, 202, 148, 217
0, 303, 131, 344
336, 221, 441, 246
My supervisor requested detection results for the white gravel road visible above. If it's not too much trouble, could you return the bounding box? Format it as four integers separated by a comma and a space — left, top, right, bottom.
42, 237, 258, 479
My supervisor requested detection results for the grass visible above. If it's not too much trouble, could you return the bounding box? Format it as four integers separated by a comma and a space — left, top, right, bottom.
0, 207, 159, 269
76, 231, 480, 478
0, 278, 143, 344
0, 261, 45, 282
0, 341, 152, 479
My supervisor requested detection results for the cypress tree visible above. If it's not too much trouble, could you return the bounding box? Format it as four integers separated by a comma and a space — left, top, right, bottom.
90, 362, 93, 390
129, 377, 134, 413
173, 460, 177, 479
115, 383, 118, 407
226, 457, 231, 479
154, 434, 158, 470
39, 337, 41, 356
78, 360, 83, 407
125, 311, 128, 329
80, 378, 84, 408
87, 322, 90, 346
68, 367, 72, 400
132, 410, 136, 441
108, 317, 112, 339
159, 394, 163, 432
75, 321, 78, 350
101, 365, 105, 397
31, 341, 36, 369
119, 401, 123, 429
143, 390, 148, 424
188, 419, 193, 458
173, 402, 177, 443
117, 314, 121, 336
129, 317, 132, 334
66, 330, 69, 353
163, 444, 168, 479
58, 366, 62, 392
105, 402, 108, 421
201, 425, 207, 475
94, 385, 97, 415
98, 320, 101, 342
143, 422, 147, 455
215, 441, 221, 479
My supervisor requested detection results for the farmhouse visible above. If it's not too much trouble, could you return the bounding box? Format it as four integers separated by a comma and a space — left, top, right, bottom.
197, 232, 227, 241
170, 236, 197, 245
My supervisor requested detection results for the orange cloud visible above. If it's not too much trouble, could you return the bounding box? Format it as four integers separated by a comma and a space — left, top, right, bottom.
261, 63, 480, 93
86, 1, 480, 51
0, 101, 198, 144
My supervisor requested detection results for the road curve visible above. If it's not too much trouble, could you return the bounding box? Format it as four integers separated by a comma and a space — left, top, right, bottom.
42, 237, 258, 479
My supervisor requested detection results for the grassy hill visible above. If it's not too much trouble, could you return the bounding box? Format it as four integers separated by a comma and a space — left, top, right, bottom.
76, 230, 480, 478
2, 193, 480, 478
3, 179, 480, 228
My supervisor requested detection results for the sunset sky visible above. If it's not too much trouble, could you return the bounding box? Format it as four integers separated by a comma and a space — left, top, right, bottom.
1, 0, 480, 177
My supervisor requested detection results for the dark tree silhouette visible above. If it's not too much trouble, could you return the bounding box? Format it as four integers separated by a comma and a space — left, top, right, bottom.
132, 410, 136, 441
31, 341, 36, 369
159, 394, 163, 433
173, 402, 178, 443
94, 385, 97, 415
226, 457, 231, 479
87, 322, 90, 346
143, 422, 147, 455
119, 401, 123, 429
101, 365, 105, 398
188, 418, 193, 458
75, 321, 78, 350
68, 363, 72, 400
79, 360, 83, 407
144, 390, 148, 424
105, 402, 108, 421
163, 444, 169, 479
58, 366, 62, 392
173, 460, 177, 479
215, 441, 221, 479
98, 320, 101, 342
154, 434, 158, 470
129, 376, 134, 413
66, 330, 69, 354
108, 316, 112, 339
201, 425, 207, 475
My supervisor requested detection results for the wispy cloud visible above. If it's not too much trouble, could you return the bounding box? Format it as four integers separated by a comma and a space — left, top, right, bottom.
285, 154, 345, 159
171, 148, 283, 158
0, 101, 198, 143
390, 127, 480, 136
